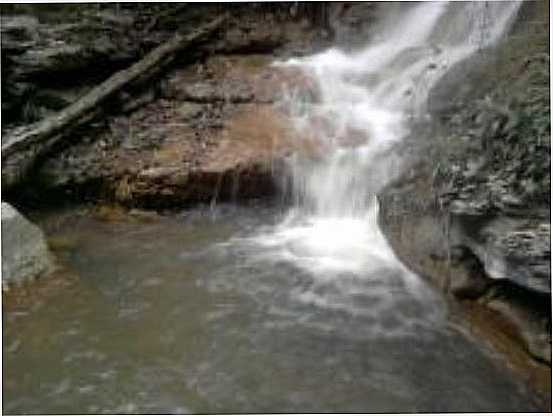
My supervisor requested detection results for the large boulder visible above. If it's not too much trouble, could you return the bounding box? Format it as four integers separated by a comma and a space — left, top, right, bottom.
379, 1, 550, 377
1, 202, 54, 289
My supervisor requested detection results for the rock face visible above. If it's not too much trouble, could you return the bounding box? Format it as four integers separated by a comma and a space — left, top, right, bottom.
0, 3, 335, 131
378, 0, 551, 375
452, 217, 550, 294
1, 4, 349, 208
8, 48, 324, 208
1, 202, 54, 288
1, 6, 154, 127
1, 3, 384, 211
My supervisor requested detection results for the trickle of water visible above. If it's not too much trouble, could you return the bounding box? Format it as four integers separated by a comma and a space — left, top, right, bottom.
256, 1, 521, 277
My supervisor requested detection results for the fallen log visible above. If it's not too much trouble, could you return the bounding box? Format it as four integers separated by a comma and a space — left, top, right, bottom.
2, 14, 227, 190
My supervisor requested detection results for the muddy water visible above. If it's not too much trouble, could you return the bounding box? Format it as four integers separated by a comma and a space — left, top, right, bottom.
2, 205, 541, 413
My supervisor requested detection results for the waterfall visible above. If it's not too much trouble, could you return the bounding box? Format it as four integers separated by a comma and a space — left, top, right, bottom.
256, 1, 521, 276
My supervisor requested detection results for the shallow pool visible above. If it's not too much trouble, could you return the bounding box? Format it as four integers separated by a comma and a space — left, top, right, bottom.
2, 204, 541, 413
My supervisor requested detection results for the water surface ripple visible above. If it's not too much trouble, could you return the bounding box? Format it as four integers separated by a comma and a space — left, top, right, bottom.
2, 205, 540, 413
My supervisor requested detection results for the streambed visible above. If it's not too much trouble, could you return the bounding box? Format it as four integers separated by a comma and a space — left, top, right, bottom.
2, 204, 541, 413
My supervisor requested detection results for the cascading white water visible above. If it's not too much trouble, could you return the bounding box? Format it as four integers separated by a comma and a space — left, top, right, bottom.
256, 1, 521, 276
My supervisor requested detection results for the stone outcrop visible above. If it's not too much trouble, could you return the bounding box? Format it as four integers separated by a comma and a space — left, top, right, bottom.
378, 1, 550, 398
8, 53, 321, 208
0, 4, 340, 209
1, 202, 54, 289
0, 3, 335, 131
1, 5, 166, 127
1, 15, 229, 193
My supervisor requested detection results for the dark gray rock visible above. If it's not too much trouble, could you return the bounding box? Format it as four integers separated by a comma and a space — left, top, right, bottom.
379, 7, 550, 371
449, 245, 493, 300
0, 15, 39, 53
1, 11, 138, 126
455, 218, 551, 294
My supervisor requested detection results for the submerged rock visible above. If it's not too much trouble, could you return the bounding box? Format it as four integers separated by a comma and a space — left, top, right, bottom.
1, 202, 54, 289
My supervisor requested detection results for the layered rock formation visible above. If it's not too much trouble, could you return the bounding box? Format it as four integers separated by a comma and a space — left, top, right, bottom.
0, 3, 345, 208
378, 0, 550, 401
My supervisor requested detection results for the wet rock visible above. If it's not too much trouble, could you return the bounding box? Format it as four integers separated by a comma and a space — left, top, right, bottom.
164, 57, 321, 106
255, 66, 321, 104
0, 15, 39, 53
213, 20, 285, 54
1, 202, 54, 289
449, 199, 492, 216
1, 10, 137, 126
449, 245, 493, 300
1, 4, 236, 127
329, 3, 378, 49
378, 8, 550, 379
29, 53, 298, 208
2, 6, 327, 197
168, 80, 255, 104
128, 209, 160, 222
109, 104, 289, 208
454, 217, 551, 294
484, 282, 551, 363
3, 16, 136, 77
176, 102, 204, 120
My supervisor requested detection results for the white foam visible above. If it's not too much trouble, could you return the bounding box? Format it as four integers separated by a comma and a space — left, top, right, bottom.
268, 1, 520, 276
226, 2, 521, 324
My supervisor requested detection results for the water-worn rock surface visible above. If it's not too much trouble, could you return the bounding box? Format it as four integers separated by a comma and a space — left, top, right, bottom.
1, 4, 348, 208
29, 56, 319, 208
378, 0, 550, 403
1, 202, 54, 288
